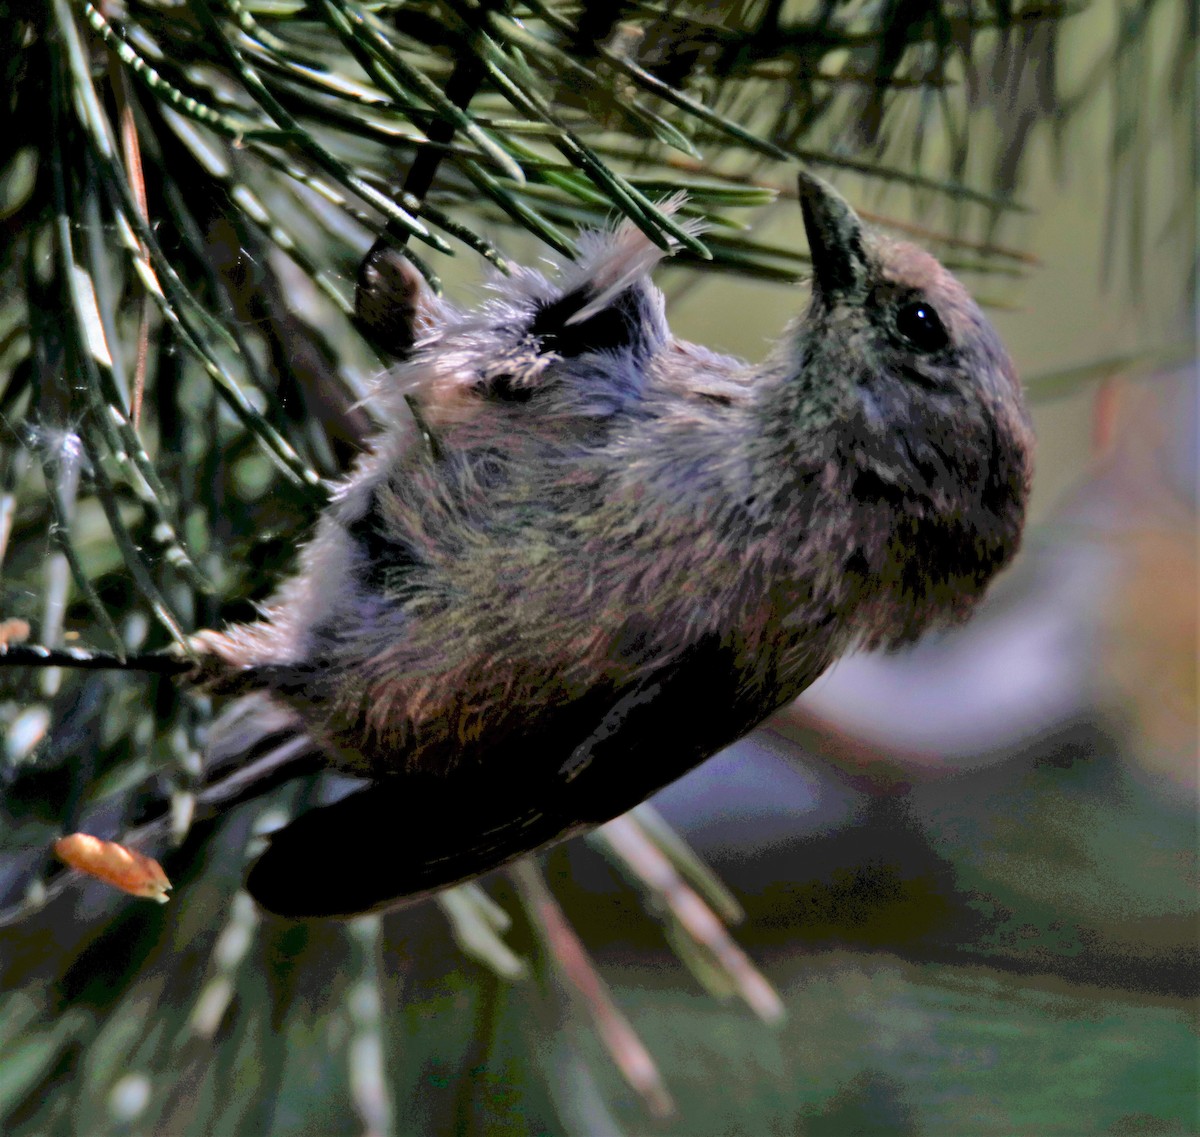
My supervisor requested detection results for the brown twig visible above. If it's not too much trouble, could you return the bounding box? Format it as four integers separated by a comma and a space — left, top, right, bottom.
510, 859, 675, 1120
110, 60, 153, 428
596, 815, 785, 1024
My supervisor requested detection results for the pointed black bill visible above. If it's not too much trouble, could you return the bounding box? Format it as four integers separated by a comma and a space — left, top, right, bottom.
797, 171, 870, 303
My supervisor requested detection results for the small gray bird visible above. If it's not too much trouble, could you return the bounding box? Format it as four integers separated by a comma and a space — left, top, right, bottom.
192, 172, 1033, 919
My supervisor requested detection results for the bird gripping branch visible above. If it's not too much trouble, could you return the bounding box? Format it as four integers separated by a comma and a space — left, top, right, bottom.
10, 173, 1034, 920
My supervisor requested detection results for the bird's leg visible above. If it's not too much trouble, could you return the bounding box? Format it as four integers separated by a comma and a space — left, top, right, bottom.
354, 244, 430, 359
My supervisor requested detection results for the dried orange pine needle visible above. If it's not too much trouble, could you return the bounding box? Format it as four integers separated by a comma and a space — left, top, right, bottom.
54, 833, 172, 903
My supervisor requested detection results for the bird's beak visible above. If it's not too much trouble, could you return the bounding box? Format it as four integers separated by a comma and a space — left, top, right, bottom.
797, 171, 870, 303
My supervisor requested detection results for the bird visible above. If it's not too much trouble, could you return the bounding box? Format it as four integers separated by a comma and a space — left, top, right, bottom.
134, 173, 1037, 919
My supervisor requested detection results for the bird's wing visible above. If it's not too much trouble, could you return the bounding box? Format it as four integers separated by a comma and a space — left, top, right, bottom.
400, 209, 699, 414
242, 633, 778, 919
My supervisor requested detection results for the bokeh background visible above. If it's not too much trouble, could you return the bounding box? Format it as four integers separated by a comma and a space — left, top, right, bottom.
544, 16, 1198, 1130
0, 1, 1195, 1134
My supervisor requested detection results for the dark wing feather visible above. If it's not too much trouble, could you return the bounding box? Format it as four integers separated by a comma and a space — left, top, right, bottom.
243, 634, 788, 919
528, 285, 652, 358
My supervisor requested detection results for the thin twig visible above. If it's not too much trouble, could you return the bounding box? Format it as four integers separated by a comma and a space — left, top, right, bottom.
595, 816, 785, 1024
0, 643, 193, 675
510, 860, 675, 1120
111, 61, 153, 428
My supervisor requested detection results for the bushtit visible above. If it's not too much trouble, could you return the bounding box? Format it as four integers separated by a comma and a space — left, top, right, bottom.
126, 173, 1038, 917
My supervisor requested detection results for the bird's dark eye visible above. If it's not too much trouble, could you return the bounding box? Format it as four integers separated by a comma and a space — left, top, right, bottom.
895, 300, 950, 354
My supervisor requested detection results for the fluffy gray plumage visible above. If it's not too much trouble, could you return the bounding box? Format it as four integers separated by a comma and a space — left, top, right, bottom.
194, 174, 1033, 918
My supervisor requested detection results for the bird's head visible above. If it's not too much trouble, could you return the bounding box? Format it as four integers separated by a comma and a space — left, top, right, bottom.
758, 171, 1032, 522
790, 170, 1032, 513
758, 172, 1035, 635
